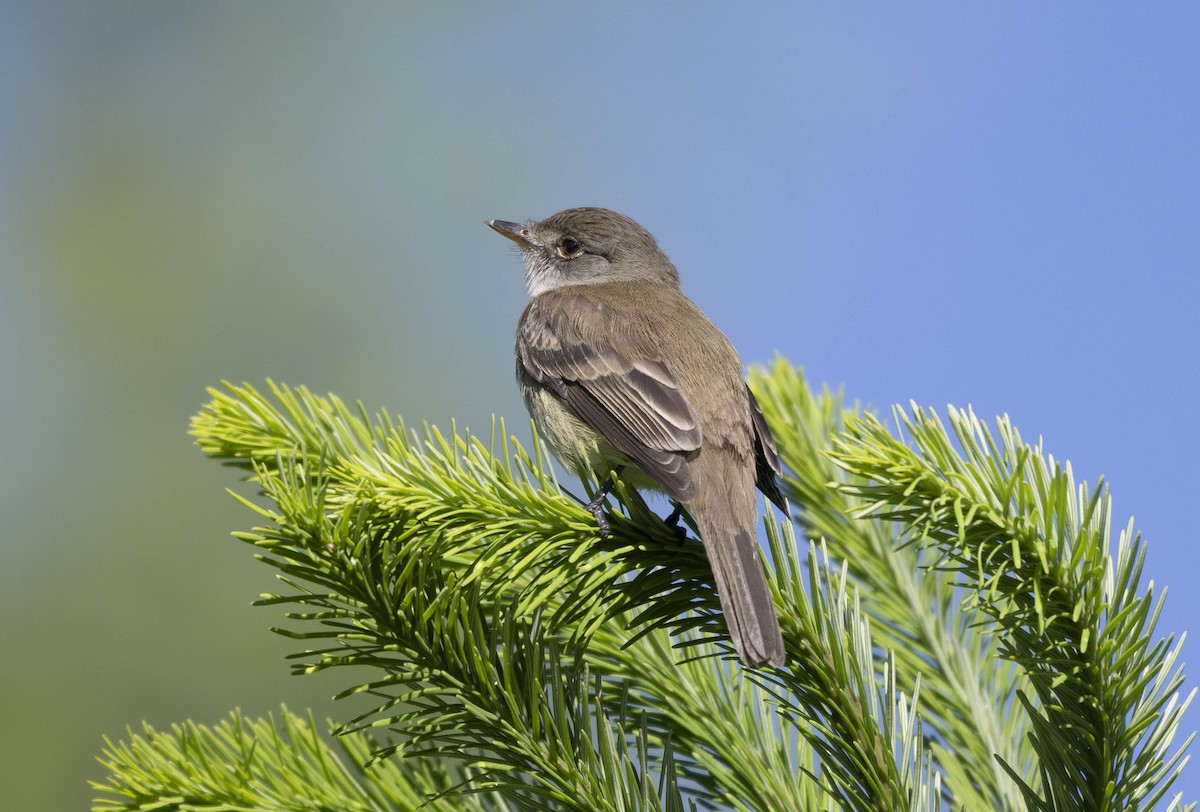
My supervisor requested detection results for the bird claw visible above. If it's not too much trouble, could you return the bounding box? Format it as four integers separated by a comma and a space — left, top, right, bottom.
585, 471, 619, 538
663, 502, 687, 545
585, 495, 612, 537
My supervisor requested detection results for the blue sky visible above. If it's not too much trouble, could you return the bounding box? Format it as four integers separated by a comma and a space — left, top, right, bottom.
2, 3, 1198, 807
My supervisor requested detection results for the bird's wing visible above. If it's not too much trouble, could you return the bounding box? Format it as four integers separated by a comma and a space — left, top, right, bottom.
747, 385, 786, 511
518, 293, 701, 501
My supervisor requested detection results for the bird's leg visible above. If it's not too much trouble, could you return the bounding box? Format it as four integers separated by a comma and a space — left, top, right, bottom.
663, 501, 688, 545
584, 467, 623, 537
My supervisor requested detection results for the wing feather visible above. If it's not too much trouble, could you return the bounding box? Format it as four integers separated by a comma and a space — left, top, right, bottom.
518, 293, 700, 500
747, 385, 786, 510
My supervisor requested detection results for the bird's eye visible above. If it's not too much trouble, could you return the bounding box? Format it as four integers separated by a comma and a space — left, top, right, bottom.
556, 237, 582, 259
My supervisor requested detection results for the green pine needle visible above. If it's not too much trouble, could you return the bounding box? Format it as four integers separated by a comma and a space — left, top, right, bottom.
829, 398, 1195, 812
91, 365, 1194, 811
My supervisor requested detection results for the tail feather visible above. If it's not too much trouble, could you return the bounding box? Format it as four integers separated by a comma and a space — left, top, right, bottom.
694, 480, 785, 668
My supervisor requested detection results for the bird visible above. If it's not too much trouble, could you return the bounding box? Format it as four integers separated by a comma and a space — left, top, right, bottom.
487, 207, 786, 668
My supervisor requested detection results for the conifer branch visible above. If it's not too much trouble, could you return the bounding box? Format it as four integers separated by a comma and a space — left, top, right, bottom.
92, 706, 513, 811
183, 380, 937, 809
750, 360, 1034, 809
92, 365, 1194, 810
830, 402, 1195, 811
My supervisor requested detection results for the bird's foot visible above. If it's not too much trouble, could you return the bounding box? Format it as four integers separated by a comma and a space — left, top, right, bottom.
585, 469, 621, 537
663, 501, 687, 545
585, 492, 612, 537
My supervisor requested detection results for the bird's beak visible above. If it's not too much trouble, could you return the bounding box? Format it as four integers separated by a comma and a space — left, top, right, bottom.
486, 219, 533, 248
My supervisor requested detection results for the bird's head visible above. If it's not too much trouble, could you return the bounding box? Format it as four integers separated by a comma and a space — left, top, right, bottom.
487, 207, 680, 296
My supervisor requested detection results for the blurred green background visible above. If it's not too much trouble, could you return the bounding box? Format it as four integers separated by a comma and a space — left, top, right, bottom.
3, 3, 1198, 808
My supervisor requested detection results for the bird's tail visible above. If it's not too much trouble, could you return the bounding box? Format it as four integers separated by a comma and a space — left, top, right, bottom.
694, 474, 785, 668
